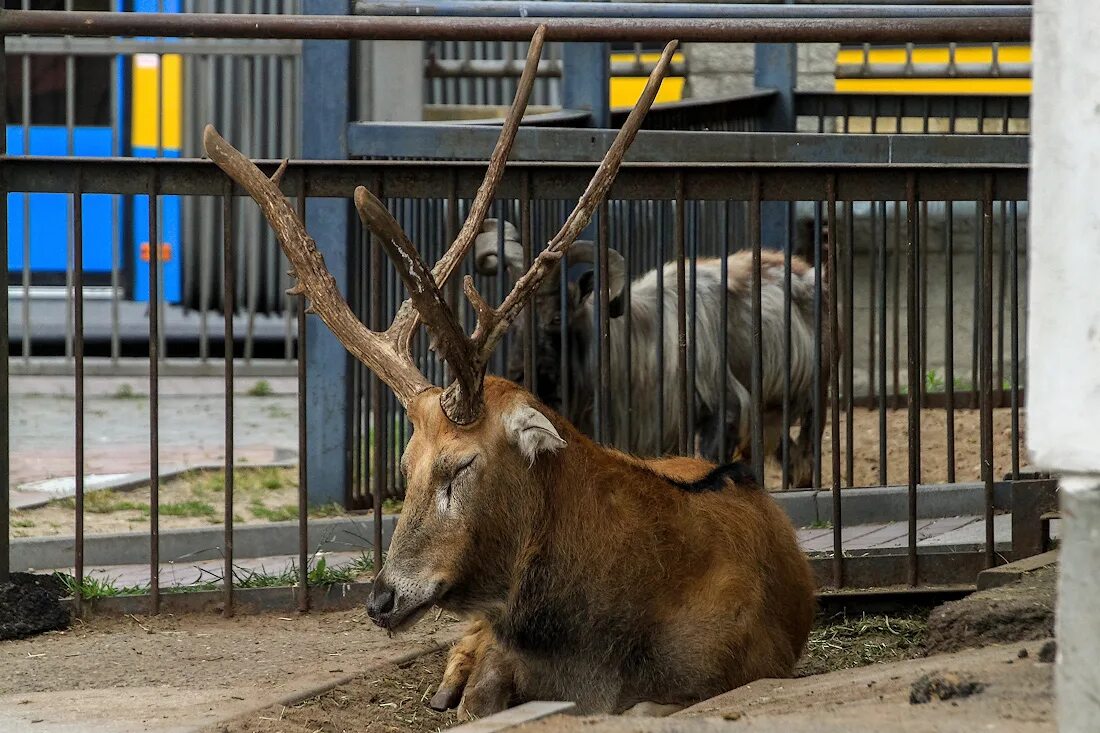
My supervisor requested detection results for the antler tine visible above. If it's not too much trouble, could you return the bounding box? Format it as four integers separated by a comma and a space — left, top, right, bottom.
389, 23, 547, 353
203, 124, 432, 408
354, 186, 486, 422
447, 40, 679, 405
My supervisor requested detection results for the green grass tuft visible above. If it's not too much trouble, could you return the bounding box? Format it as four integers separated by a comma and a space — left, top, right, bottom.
247, 380, 274, 397
159, 500, 218, 518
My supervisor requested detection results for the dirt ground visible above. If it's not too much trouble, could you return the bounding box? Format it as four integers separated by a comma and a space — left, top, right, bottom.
0, 608, 461, 733
925, 566, 1056, 654
763, 406, 1025, 490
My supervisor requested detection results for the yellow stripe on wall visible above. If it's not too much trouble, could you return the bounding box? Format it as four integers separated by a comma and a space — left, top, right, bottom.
835, 77, 1032, 95
836, 44, 1031, 67
610, 51, 686, 109
132, 53, 182, 150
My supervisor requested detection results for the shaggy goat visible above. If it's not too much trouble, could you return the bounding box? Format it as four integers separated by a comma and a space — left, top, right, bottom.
475, 219, 829, 488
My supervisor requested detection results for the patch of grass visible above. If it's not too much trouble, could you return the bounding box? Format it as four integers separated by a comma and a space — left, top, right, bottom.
797, 611, 928, 677
159, 500, 217, 518
247, 380, 274, 397
184, 467, 294, 495
382, 498, 404, 514
249, 501, 299, 522
112, 383, 142, 400
11, 517, 35, 528
56, 490, 146, 514
807, 520, 833, 530
53, 572, 147, 600
309, 502, 345, 519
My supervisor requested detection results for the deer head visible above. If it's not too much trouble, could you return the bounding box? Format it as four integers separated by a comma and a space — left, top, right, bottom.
204, 27, 676, 631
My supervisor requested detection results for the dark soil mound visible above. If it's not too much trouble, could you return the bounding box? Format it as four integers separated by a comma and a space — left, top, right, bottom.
925, 566, 1056, 655
0, 572, 70, 641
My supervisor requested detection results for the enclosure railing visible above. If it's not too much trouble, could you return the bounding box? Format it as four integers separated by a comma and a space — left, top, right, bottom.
1, 7, 1048, 614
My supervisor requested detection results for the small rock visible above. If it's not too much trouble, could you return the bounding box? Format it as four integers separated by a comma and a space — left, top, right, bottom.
1018, 648, 1029, 659
722, 711, 743, 721
909, 672, 986, 705
1038, 640, 1057, 663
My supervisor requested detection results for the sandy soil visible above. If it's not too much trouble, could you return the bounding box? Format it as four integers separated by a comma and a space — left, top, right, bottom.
763, 406, 1025, 491
0, 608, 462, 732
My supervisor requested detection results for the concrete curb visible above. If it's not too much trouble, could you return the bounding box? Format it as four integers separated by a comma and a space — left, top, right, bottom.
12, 514, 399, 573
772, 481, 1013, 527
12, 481, 1019, 573
976, 549, 1059, 591
448, 702, 577, 733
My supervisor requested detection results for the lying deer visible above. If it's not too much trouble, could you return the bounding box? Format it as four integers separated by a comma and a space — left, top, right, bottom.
204, 27, 814, 720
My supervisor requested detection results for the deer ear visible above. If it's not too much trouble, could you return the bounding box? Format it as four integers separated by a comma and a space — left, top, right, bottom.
502, 405, 565, 464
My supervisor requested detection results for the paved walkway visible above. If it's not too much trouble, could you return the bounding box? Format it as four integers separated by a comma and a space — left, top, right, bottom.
10, 375, 299, 491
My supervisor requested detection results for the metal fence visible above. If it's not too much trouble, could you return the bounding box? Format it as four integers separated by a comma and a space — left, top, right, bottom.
1, 7, 1053, 612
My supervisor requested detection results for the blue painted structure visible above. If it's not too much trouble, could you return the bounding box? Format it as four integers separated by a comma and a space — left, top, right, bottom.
5, 0, 182, 303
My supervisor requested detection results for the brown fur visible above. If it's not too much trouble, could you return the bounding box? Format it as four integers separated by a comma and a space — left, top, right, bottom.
375, 377, 816, 717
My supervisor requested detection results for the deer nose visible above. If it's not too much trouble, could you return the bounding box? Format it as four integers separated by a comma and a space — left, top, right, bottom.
367, 580, 396, 625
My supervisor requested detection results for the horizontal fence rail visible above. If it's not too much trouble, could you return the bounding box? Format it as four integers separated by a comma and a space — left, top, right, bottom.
0, 11, 1032, 43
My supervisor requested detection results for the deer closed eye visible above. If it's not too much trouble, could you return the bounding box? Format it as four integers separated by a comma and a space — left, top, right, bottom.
438, 457, 477, 514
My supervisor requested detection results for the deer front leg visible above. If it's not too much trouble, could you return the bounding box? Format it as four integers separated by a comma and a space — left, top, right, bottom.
430, 620, 492, 711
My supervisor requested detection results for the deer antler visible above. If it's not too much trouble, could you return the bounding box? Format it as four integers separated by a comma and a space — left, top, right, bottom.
204, 29, 676, 426
440, 40, 679, 420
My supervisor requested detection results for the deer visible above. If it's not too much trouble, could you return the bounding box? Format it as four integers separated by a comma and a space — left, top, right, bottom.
203, 27, 815, 720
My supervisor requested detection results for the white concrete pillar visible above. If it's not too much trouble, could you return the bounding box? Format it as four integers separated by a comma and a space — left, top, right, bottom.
1028, 2, 1100, 731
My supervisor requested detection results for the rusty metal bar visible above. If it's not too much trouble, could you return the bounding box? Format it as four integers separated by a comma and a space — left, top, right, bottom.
981, 176, 996, 569
297, 187, 310, 613
905, 175, 920, 587
945, 202, 957, 482
148, 175, 161, 614
356, 1, 1033, 20
675, 175, 690, 455
598, 202, 613, 444
73, 178, 85, 608
750, 174, 765, 484
876, 201, 888, 486
521, 174, 535, 394
222, 183, 236, 617
843, 200, 855, 487
1010, 199, 1021, 479
0, 10, 1032, 43
827, 177, 843, 587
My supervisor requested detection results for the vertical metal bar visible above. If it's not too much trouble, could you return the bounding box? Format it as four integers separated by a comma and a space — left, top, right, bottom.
371, 196, 385, 573
675, 175, 689, 455
655, 203, 664, 449
813, 200, 824, 490
844, 200, 855, 487
891, 202, 901, 401
222, 184, 235, 617
110, 40, 121, 364
1010, 200, 1021, 479
867, 201, 877, 410
781, 197, 793, 490
297, 186, 310, 612
148, 176, 161, 614
64, 2, 75, 363
521, 174, 534, 393
750, 174, 765, 485
73, 177, 85, 610
905, 176, 920, 587
827, 177, 843, 587
981, 177, 996, 569
877, 201, 888, 485
996, 200, 1008, 404
0, 35, 9, 584
719, 201, 730, 462
598, 202, 612, 444
944, 202, 957, 482
21, 50, 31, 363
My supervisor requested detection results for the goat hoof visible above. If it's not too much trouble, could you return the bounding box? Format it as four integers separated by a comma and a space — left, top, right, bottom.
430, 685, 462, 712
